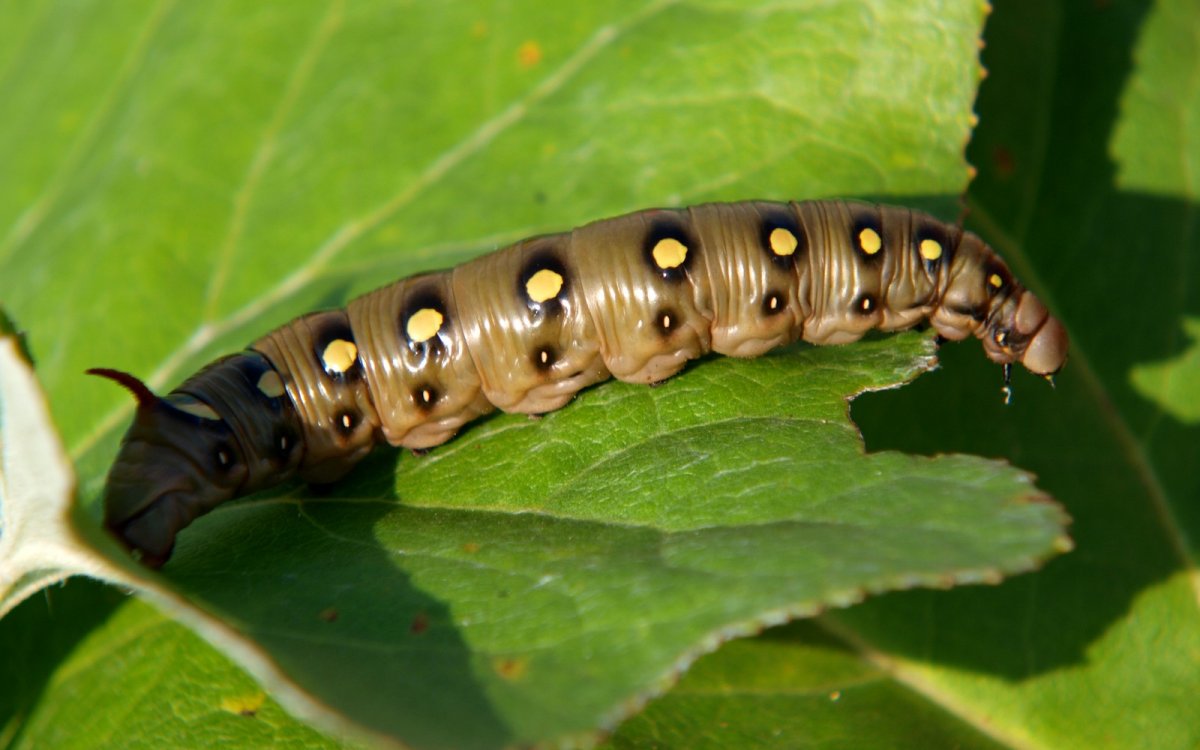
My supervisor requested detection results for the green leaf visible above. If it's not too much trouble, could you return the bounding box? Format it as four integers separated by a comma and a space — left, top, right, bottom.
1130, 316, 1200, 425
158, 334, 1065, 748
850, 1, 1200, 748
0, 1, 1091, 749
1110, 0, 1200, 197
608, 621, 1011, 750
0, 579, 360, 750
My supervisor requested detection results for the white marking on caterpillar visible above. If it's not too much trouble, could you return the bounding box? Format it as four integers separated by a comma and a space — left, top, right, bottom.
171, 395, 221, 420
257, 370, 286, 398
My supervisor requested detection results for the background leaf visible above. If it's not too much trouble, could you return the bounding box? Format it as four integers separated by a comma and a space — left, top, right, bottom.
841, 1, 1200, 749
6, 0, 1183, 749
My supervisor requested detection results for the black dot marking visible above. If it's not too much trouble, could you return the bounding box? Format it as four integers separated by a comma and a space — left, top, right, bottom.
413, 385, 439, 411
518, 246, 569, 315
854, 293, 878, 315
759, 209, 805, 269
168, 394, 222, 423
762, 291, 785, 317
654, 308, 678, 336
850, 207, 885, 264
312, 313, 360, 380
533, 346, 556, 372
642, 216, 696, 282
336, 410, 359, 437
400, 286, 448, 358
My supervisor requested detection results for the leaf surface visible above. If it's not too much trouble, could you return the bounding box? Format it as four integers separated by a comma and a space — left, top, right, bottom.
0, 2, 1089, 749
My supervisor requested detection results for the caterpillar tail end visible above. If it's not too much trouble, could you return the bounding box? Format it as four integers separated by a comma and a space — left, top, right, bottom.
88, 368, 243, 568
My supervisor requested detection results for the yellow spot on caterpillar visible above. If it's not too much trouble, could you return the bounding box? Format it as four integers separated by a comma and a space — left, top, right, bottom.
493, 656, 529, 681
539, 349, 550, 364
220, 692, 265, 717
525, 268, 564, 303
517, 40, 542, 68
919, 238, 943, 261
661, 313, 672, 329
341, 413, 354, 430
988, 273, 1004, 288
769, 227, 798, 256
322, 339, 358, 374
652, 237, 688, 269
768, 295, 780, 310
172, 395, 220, 421
407, 308, 444, 343
995, 330, 1008, 346
858, 227, 882, 255
860, 297, 874, 312
256, 370, 285, 398
420, 388, 434, 404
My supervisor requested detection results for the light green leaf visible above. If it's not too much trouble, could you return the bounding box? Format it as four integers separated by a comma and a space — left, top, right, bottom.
1111, 0, 1200, 198
608, 621, 1010, 749
1130, 316, 1200, 425
0, 579, 362, 750
0, 1, 1091, 749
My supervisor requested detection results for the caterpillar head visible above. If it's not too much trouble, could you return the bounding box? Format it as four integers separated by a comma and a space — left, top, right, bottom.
89, 368, 246, 567
981, 292, 1069, 378
1014, 293, 1068, 376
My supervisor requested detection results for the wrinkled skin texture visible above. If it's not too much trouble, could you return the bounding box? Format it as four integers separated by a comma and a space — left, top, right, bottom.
92, 201, 1069, 567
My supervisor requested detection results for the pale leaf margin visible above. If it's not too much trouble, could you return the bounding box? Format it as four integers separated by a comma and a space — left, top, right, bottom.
0, 331, 405, 749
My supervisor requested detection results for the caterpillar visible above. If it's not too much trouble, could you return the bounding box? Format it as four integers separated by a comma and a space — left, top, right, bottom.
91, 200, 1068, 567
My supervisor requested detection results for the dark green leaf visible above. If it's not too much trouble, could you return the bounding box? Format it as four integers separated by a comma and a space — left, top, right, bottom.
851, 1, 1200, 748
0, 1, 1101, 749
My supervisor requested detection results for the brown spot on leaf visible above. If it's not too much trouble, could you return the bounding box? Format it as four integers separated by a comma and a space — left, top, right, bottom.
992, 145, 1015, 177
517, 40, 542, 68
493, 656, 529, 681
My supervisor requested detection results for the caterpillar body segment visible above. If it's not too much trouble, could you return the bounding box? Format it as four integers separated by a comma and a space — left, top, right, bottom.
92, 200, 1069, 566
